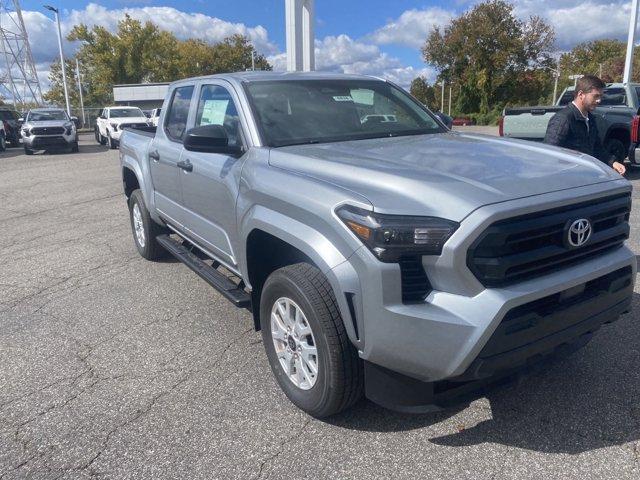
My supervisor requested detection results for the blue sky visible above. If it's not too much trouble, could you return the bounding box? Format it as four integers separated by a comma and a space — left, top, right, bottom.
16, 0, 639, 90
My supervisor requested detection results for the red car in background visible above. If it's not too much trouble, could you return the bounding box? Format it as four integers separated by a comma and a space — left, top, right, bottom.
452, 116, 476, 126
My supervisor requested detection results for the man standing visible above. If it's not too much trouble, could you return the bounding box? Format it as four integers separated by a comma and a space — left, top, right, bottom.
544, 75, 626, 175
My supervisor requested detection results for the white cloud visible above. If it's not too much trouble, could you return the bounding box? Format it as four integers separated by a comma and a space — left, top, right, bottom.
514, 1, 632, 50
20, 2, 279, 68
269, 34, 436, 89
367, 8, 455, 49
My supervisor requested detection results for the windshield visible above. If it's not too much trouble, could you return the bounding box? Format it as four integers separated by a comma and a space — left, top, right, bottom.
110, 108, 145, 118
27, 110, 68, 121
244, 79, 444, 147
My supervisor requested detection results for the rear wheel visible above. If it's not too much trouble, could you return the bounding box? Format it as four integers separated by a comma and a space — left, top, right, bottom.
128, 189, 167, 260
24, 146, 33, 155
0, 133, 6, 151
260, 263, 363, 418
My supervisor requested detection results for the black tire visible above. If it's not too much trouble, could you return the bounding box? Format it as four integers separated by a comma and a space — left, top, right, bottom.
605, 138, 626, 163
260, 263, 363, 418
128, 189, 167, 260
71, 141, 79, 153
108, 134, 117, 149
24, 146, 33, 155
94, 127, 100, 144
0, 133, 6, 151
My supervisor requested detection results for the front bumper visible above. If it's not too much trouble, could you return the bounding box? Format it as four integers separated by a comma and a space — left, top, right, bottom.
329, 180, 635, 385
23, 133, 77, 149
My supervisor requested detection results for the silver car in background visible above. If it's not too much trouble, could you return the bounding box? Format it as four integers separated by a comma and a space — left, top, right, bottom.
21, 108, 79, 155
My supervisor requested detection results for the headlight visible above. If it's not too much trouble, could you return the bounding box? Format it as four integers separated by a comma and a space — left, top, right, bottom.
336, 205, 458, 262
64, 122, 73, 135
110, 123, 118, 130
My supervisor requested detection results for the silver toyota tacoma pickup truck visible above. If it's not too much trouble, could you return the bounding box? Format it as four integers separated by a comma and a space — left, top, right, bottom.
119, 71, 635, 417
20, 107, 79, 155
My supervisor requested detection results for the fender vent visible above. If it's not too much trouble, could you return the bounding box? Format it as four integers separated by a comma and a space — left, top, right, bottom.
399, 256, 431, 303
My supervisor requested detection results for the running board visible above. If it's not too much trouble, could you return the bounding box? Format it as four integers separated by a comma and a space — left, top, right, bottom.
156, 234, 251, 308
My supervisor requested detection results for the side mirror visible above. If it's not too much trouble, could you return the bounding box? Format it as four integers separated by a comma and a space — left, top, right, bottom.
99, 115, 106, 120
184, 124, 243, 156
18, 117, 23, 123
70, 116, 80, 127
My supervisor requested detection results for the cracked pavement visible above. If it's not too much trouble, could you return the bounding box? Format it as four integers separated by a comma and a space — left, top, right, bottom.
1, 132, 640, 479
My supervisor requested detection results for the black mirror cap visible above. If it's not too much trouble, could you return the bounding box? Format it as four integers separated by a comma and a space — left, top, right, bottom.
184, 124, 242, 155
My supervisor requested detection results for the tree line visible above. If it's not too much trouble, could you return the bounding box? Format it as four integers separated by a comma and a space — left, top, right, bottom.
412, 0, 640, 124
44, 15, 271, 107
46, 2, 640, 119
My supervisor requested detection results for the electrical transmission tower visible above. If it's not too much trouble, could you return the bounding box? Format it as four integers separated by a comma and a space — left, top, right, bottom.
0, 0, 43, 108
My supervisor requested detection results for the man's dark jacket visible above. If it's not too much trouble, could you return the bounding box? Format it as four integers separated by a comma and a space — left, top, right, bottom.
544, 103, 614, 166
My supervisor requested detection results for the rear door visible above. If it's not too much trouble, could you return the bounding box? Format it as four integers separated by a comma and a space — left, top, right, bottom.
149, 84, 195, 227
178, 81, 248, 267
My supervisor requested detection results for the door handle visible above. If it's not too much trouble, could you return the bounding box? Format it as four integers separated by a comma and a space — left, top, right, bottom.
149, 150, 160, 162
177, 160, 193, 172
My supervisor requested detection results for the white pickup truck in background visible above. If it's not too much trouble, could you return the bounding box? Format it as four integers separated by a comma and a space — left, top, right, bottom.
95, 106, 150, 149
501, 83, 640, 163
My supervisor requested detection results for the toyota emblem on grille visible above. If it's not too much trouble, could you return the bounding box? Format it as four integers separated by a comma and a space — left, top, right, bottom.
568, 218, 592, 247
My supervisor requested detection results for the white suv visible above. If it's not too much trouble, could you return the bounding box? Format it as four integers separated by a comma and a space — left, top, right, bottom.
95, 106, 149, 149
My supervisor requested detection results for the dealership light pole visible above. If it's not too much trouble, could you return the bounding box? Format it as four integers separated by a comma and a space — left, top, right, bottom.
44, 4, 70, 116
75, 58, 85, 127
623, 0, 639, 83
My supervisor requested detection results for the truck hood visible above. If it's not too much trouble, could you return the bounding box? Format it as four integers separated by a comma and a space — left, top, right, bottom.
270, 132, 621, 221
24, 120, 70, 129
110, 117, 149, 124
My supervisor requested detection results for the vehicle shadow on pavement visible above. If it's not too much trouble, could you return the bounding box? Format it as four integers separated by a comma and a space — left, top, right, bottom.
1, 148, 27, 159
329, 292, 640, 454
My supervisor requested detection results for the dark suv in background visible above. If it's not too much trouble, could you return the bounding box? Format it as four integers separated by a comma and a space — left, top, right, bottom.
0, 107, 22, 146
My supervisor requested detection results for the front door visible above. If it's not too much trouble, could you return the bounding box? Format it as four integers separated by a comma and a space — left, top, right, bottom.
179, 83, 247, 268
149, 84, 194, 227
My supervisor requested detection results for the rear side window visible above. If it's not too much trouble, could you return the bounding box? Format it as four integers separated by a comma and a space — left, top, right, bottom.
601, 88, 627, 106
164, 85, 194, 142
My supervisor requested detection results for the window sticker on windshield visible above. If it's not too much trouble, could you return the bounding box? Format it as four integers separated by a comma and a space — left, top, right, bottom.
200, 100, 229, 125
332, 96, 353, 102
351, 89, 374, 105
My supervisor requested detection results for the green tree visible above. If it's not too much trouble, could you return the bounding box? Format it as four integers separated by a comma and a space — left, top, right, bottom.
557, 39, 640, 93
409, 76, 437, 110
43, 58, 81, 107
422, 0, 555, 114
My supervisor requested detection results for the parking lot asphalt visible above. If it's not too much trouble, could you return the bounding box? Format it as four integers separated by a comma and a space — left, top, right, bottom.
1, 131, 640, 479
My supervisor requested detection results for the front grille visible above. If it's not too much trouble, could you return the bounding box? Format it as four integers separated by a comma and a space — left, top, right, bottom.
467, 193, 630, 287
32, 127, 65, 135
120, 123, 147, 129
399, 256, 431, 303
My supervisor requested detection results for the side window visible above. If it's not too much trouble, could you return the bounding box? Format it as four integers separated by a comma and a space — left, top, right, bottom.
105, 110, 110, 119
635, 87, 640, 108
164, 85, 195, 142
195, 85, 242, 147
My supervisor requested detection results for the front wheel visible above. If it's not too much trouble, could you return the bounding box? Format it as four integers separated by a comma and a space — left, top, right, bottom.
0, 134, 6, 151
260, 263, 363, 418
108, 134, 116, 149
24, 146, 33, 155
128, 189, 167, 260
71, 141, 79, 153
